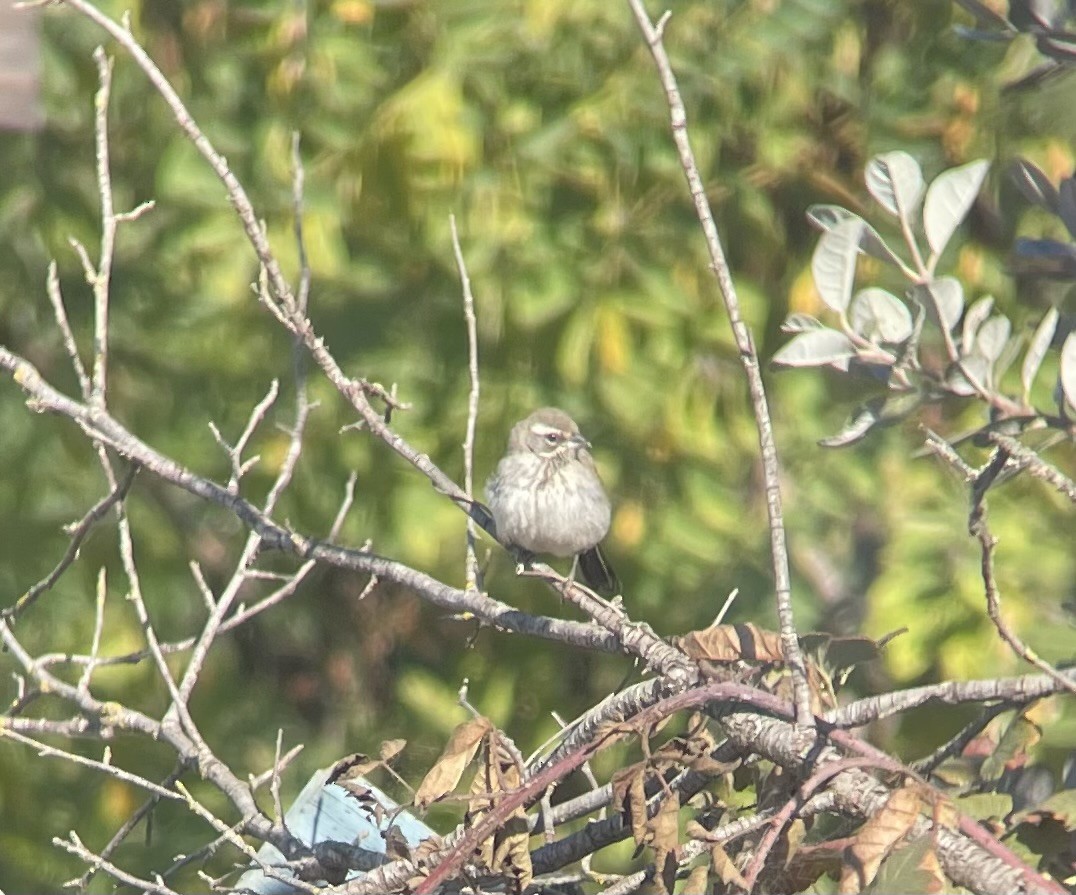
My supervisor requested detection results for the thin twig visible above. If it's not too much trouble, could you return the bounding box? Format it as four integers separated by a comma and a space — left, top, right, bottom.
44, 260, 91, 398
969, 478, 1076, 697
271, 729, 286, 825
741, 756, 879, 891
89, 47, 115, 408
76, 567, 108, 697
0, 728, 183, 802
210, 379, 280, 493
57, 831, 182, 895
450, 214, 482, 592
76, 761, 187, 892
989, 432, 1076, 503
911, 702, 1014, 776
58, 0, 499, 541
3, 464, 137, 620
625, 0, 811, 724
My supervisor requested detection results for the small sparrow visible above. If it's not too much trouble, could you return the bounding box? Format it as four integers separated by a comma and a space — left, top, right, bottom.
486, 407, 619, 595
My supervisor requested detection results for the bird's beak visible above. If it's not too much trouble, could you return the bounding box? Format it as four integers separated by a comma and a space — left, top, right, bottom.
569, 433, 591, 450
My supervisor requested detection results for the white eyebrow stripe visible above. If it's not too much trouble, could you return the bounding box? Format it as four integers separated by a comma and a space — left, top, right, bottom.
530, 423, 565, 437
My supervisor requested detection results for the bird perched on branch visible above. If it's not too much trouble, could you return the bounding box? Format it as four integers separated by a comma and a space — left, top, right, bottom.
486, 407, 619, 596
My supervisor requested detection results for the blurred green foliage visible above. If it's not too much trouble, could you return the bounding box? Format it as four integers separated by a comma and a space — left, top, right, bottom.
0, 0, 1074, 890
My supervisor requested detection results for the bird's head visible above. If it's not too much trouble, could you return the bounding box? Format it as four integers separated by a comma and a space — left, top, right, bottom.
510, 407, 592, 460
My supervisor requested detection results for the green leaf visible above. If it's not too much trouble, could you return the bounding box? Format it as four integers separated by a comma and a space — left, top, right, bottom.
975, 315, 1012, 364
1022, 307, 1059, 403
806, 205, 907, 269
961, 295, 995, 356
781, 313, 825, 334
981, 713, 1041, 782
956, 792, 1014, 823
915, 277, 965, 333
865, 151, 924, 222
865, 836, 941, 895
818, 391, 921, 448
772, 329, 856, 369
850, 288, 913, 344
811, 218, 864, 314
923, 159, 989, 258
1061, 331, 1076, 410
819, 401, 883, 448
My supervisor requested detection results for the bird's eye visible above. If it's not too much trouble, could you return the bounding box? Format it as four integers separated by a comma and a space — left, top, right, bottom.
544, 432, 560, 446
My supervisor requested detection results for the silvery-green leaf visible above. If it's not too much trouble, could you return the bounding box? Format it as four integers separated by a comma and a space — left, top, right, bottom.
805, 205, 906, 269
1009, 158, 1059, 212
781, 313, 825, 334
878, 389, 925, 421
849, 288, 913, 344
1021, 307, 1059, 401
818, 402, 882, 448
1061, 331, 1076, 409
772, 328, 856, 369
1059, 177, 1076, 239
995, 331, 1021, 388
865, 151, 925, 223
805, 205, 853, 231
923, 159, 990, 258
915, 277, 965, 332
811, 218, 863, 314
948, 354, 991, 396
961, 295, 994, 355
976, 315, 1011, 363
818, 391, 922, 448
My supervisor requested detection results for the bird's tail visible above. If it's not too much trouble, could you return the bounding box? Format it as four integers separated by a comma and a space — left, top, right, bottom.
578, 545, 620, 597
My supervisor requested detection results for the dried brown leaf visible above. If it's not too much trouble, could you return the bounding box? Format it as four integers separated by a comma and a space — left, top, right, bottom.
379, 738, 407, 764
919, 838, 947, 893
675, 622, 785, 664
785, 818, 807, 866
414, 715, 492, 810
682, 864, 710, 893
712, 843, 748, 889
612, 764, 650, 846
648, 792, 681, 894
326, 752, 381, 785
782, 837, 846, 893
336, 778, 374, 801
466, 733, 532, 892
382, 824, 412, 861
839, 786, 922, 892
491, 814, 532, 893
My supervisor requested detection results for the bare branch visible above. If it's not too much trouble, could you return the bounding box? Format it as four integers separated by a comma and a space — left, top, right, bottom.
3, 463, 137, 621
76, 761, 186, 892
830, 668, 1072, 728
1, 346, 623, 656
89, 46, 115, 407
969, 469, 1076, 697
44, 260, 90, 399
450, 213, 482, 592
990, 432, 1076, 502
56, 831, 182, 895
0, 727, 184, 802
75, 567, 108, 697
625, 0, 811, 724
